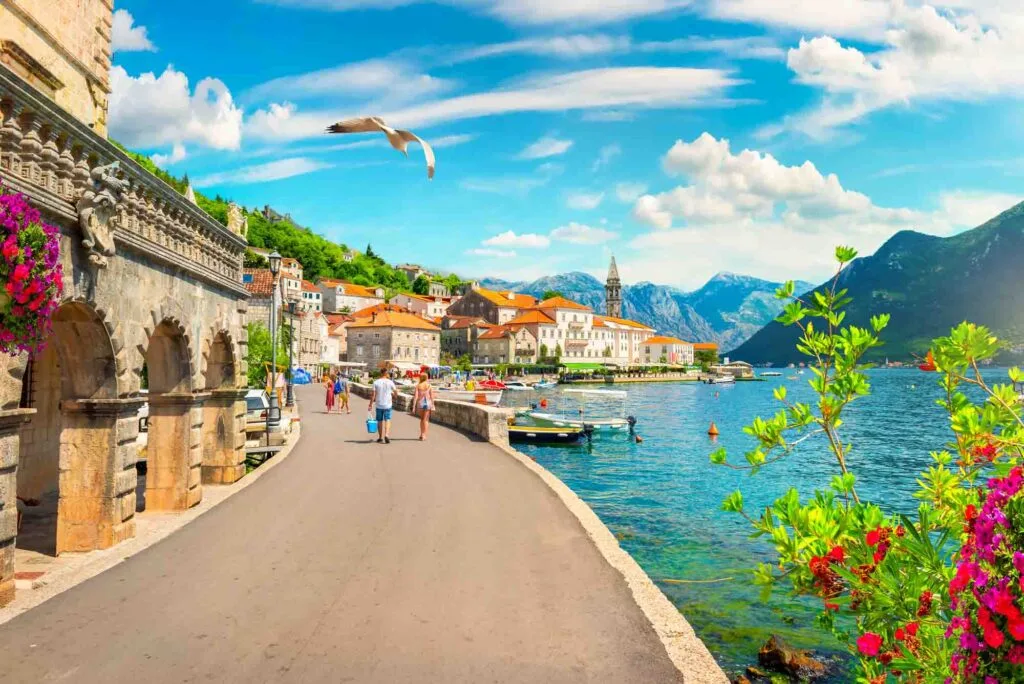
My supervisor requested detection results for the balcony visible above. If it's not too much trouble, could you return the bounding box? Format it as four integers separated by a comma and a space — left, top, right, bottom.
515, 347, 535, 357
567, 321, 585, 330
564, 338, 589, 348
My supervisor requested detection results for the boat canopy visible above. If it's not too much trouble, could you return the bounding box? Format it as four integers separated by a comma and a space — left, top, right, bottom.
386, 361, 422, 372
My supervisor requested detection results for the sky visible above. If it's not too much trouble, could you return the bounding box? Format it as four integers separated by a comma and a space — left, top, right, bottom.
110, 0, 1024, 290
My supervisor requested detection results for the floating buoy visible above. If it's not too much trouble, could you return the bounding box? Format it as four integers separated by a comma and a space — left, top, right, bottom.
539, 398, 548, 408
707, 421, 720, 436
635, 434, 643, 444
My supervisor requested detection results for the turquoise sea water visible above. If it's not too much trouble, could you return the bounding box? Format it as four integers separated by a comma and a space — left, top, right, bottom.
508, 370, 1007, 677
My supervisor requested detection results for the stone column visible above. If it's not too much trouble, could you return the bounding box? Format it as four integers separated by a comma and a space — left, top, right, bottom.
0, 408, 33, 607
146, 393, 209, 511
58, 398, 144, 553
201, 388, 247, 485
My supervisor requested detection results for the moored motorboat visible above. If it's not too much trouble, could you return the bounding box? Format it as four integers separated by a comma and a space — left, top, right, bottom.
706, 375, 735, 384
533, 380, 557, 390
524, 412, 634, 432
503, 381, 533, 391
508, 424, 588, 444
437, 388, 503, 405
760, 371, 782, 377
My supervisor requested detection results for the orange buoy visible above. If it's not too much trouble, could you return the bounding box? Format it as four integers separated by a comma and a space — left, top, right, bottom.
539, 399, 548, 408
707, 421, 720, 436
635, 434, 643, 444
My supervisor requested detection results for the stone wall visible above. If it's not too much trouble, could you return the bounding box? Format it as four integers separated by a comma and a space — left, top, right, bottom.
350, 382, 512, 445
0, 0, 112, 134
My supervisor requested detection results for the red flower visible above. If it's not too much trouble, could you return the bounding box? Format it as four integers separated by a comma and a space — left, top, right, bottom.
827, 546, 846, 563
965, 505, 978, 522
905, 622, 919, 637
866, 528, 882, 547
895, 525, 906, 538
11, 264, 29, 282
824, 601, 839, 612
857, 632, 883, 657
1009, 620, 1024, 641
895, 627, 905, 641
972, 441, 998, 462
1, 240, 17, 260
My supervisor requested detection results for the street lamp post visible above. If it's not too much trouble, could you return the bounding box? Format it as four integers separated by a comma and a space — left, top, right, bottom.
267, 251, 282, 436
286, 300, 296, 407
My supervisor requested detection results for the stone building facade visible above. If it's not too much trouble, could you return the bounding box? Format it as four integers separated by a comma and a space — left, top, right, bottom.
440, 317, 492, 359
0, 33, 249, 608
444, 287, 536, 325
473, 326, 538, 365
347, 310, 440, 368
0, 0, 112, 135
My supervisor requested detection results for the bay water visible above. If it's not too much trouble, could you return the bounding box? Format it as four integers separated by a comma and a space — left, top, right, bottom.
507, 369, 1006, 676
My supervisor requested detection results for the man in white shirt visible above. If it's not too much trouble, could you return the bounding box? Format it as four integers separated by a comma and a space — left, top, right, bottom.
369, 370, 398, 444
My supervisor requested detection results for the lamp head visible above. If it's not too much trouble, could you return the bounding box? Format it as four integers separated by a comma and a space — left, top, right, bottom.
268, 251, 282, 276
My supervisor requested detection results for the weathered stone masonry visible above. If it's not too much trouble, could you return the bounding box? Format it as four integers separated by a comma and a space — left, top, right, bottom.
0, 61, 250, 607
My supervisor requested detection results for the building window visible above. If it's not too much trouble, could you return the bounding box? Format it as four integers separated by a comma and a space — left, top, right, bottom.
356, 345, 364, 356
372, 344, 380, 357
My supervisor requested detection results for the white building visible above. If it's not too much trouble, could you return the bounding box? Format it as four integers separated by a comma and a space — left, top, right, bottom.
319, 279, 386, 313
389, 292, 452, 321
300, 280, 322, 313
641, 336, 695, 365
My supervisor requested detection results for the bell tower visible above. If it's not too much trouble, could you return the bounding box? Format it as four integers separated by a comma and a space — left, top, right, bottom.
605, 256, 622, 318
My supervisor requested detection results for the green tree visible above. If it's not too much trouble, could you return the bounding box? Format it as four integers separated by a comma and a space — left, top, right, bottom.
244, 250, 269, 268
443, 273, 462, 292
542, 289, 563, 301
694, 349, 717, 370
246, 322, 288, 388
602, 346, 612, 358
659, 354, 668, 364
454, 354, 473, 372
539, 343, 549, 360
553, 344, 562, 362
412, 275, 430, 295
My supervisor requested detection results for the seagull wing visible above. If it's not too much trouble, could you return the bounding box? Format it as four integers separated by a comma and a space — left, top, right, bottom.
396, 129, 436, 180
325, 116, 387, 135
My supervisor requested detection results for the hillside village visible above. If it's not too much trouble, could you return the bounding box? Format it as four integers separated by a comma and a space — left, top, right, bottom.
244, 250, 721, 376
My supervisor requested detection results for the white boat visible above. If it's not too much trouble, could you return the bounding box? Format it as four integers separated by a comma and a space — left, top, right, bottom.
436, 388, 503, 405
761, 371, 782, 377
522, 387, 634, 433
503, 381, 534, 391
533, 380, 557, 390
707, 375, 735, 384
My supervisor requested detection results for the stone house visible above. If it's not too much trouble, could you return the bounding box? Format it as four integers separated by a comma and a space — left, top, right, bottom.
243, 268, 276, 329
319, 279, 385, 313
347, 310, 441, 369
440, 317, 493, 359
642, 336, 695, 365
428, 281, 450, 298
296, 312, 328, 373
395, 263, 426, 283
473, 326, 538, 365
445, 286, 537, 325
390, 292, 451, 320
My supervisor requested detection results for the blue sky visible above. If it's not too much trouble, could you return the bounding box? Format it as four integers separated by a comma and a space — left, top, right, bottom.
110, 0, 1024, 289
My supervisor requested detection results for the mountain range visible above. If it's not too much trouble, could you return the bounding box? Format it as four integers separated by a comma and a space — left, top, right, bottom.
732, 201, 1024, 364
479, 272, 813, 351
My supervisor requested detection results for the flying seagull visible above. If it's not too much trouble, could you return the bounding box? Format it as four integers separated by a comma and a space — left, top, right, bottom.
326, 116, 435, 180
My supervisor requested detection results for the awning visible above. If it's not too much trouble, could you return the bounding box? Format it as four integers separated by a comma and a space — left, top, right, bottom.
386, 361, 422, 372
560, 363, 607, 371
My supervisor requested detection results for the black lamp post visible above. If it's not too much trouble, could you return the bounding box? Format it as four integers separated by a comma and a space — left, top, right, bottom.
286, 300, 296, 407
267, 251, 282, 434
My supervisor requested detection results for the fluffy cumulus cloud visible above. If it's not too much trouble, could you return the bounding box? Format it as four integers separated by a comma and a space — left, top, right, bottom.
764, 3, 1024, 138
483, 230, 552, 248
111, 9, 156, 52
627, 131, 1023, 287
151, 143, 186, 166
517, 136, 574, 160
193, 157, 333, 187
566, 191, 605, 210
550, 222, 618, 244
109, 66, 243, 152
466, 247, 517, 258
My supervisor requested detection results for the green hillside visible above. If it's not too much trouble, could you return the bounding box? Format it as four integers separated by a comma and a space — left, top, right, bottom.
116, 143, 442, 291
730, 201, 1024, 364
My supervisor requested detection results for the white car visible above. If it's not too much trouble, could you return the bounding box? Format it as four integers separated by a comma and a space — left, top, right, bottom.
246, 389, 270, 425
137, 389, 149, 433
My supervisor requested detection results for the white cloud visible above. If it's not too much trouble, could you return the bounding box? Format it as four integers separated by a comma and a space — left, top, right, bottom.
111, 9, 156, 52
638, 35, 784, 59
616, 182, 648, 202
262, 0, 690, 25
467, 247, 517, 258
151, 143, 186, 166
567, 191, 605, 210
432, 133, 477, 148
245, 58, 453, 104
517, 136, 574, 160
705, 0, 893, 40
766, 4, 1024, 139
483, 230, 552, 248
193, 158, 333, 187
109, 66, 243, 151
592, 143, 621, 171
936, 190, 1024, 228
550, 222, 619, 244
454, 35, 630, 62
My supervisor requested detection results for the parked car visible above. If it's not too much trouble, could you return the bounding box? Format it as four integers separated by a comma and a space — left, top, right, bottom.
137, 389, 149, 433
246, 389, 270, 425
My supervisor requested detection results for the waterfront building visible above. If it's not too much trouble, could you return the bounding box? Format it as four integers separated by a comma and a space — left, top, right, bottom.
390, 292, 452, 320
347, 310, 441, 368
593, 316, 656, 366
295, 312, 328, 373
445, 286, 538, 325
319, 279, 386, 313
441, 316, 494, 358
605, 256, 622, 319
473, 326, 539, 365
642, 336, 695, 365
710, 360, 754, 379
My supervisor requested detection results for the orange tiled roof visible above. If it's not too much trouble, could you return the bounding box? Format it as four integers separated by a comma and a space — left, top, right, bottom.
448, 318, 493, 330
301, 280, 320, 293
693, 342, 719, 351
645, 336, 689, 345
506, 309, 555, 326
325, 313, 352, 327
474, 287, 537, 309
535, 296, 591, 312
351, 303, 411, 319
596, 315, 654, 331
319, 279, 384, 298
348, 310, 441, 332
242, 269, 275, 297
478, 326, 514, 340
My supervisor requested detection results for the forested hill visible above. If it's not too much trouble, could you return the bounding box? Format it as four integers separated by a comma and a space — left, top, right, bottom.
116, 143, 430, 291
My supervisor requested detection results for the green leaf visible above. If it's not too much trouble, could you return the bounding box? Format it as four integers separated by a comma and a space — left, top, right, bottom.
722, 490, 744, 513
834, 245, 857, 263
709, 447, 727, 465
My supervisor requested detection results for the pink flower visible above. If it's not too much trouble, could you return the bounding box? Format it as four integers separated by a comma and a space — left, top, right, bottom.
857, 632, 883, 657
11, 263, 29, 282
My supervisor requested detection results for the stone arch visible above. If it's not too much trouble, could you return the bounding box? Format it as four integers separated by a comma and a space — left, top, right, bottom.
202, 327, 239, 390
141, 314, 203, 511
200, 329, 246, 485
16, 301, 135, 556
140, 300, 201, 395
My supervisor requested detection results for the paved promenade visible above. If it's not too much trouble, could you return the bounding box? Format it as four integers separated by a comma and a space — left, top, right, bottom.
0, 384, 685, 683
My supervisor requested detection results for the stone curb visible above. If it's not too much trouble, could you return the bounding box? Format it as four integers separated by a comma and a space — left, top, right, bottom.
493, 440, 729, 683
0, 412, 304, 626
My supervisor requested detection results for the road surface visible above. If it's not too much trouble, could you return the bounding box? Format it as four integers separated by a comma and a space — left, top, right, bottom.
0, 384, 683, 683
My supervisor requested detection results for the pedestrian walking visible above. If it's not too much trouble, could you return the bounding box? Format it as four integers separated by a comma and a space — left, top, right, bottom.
412, 372, 434, 441
335, 373, 351, 414
368, 369, 398, 444
324, 373, 335, 413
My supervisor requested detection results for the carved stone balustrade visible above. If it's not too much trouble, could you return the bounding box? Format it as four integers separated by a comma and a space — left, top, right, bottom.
0, 64, 247, 296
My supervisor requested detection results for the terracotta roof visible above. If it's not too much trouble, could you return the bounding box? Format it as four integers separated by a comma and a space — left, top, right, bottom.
478, 326, 514, 340
645, 336, 689, 346
348, 310, 441, 332
319, 279, 384, 298
282, 257, 301, 267
592, 317, 607, 328
448, 318, 493, 330
596, 315, 654, 331
693, 342, 719, 351
474, 287, 537, 309
329, 324, 348, 336
242, 269, 275, 297
301, 280, 320, 293
535, 296, 592, 312
351, 303, 412, 319
325, 313, 352, 327
506, 309, 555, 326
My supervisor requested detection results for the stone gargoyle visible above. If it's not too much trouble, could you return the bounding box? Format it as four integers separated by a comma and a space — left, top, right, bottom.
76, 160, 128, 268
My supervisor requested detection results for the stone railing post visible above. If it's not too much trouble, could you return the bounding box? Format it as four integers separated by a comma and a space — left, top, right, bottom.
0, 408, 34, 607
201, 388, 247, 485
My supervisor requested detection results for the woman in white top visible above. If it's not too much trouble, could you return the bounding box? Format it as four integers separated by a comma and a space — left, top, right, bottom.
412, 372, 435, 441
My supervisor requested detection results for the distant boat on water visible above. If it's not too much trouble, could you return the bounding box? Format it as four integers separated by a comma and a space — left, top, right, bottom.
760, 371, 782, 377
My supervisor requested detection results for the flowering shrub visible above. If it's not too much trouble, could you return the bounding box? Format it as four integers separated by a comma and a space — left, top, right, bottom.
0, 191, 63, 354
711, 246, 1024, 682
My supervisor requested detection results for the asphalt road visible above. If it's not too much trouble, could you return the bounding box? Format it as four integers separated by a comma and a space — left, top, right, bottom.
0, 384, 683, 683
